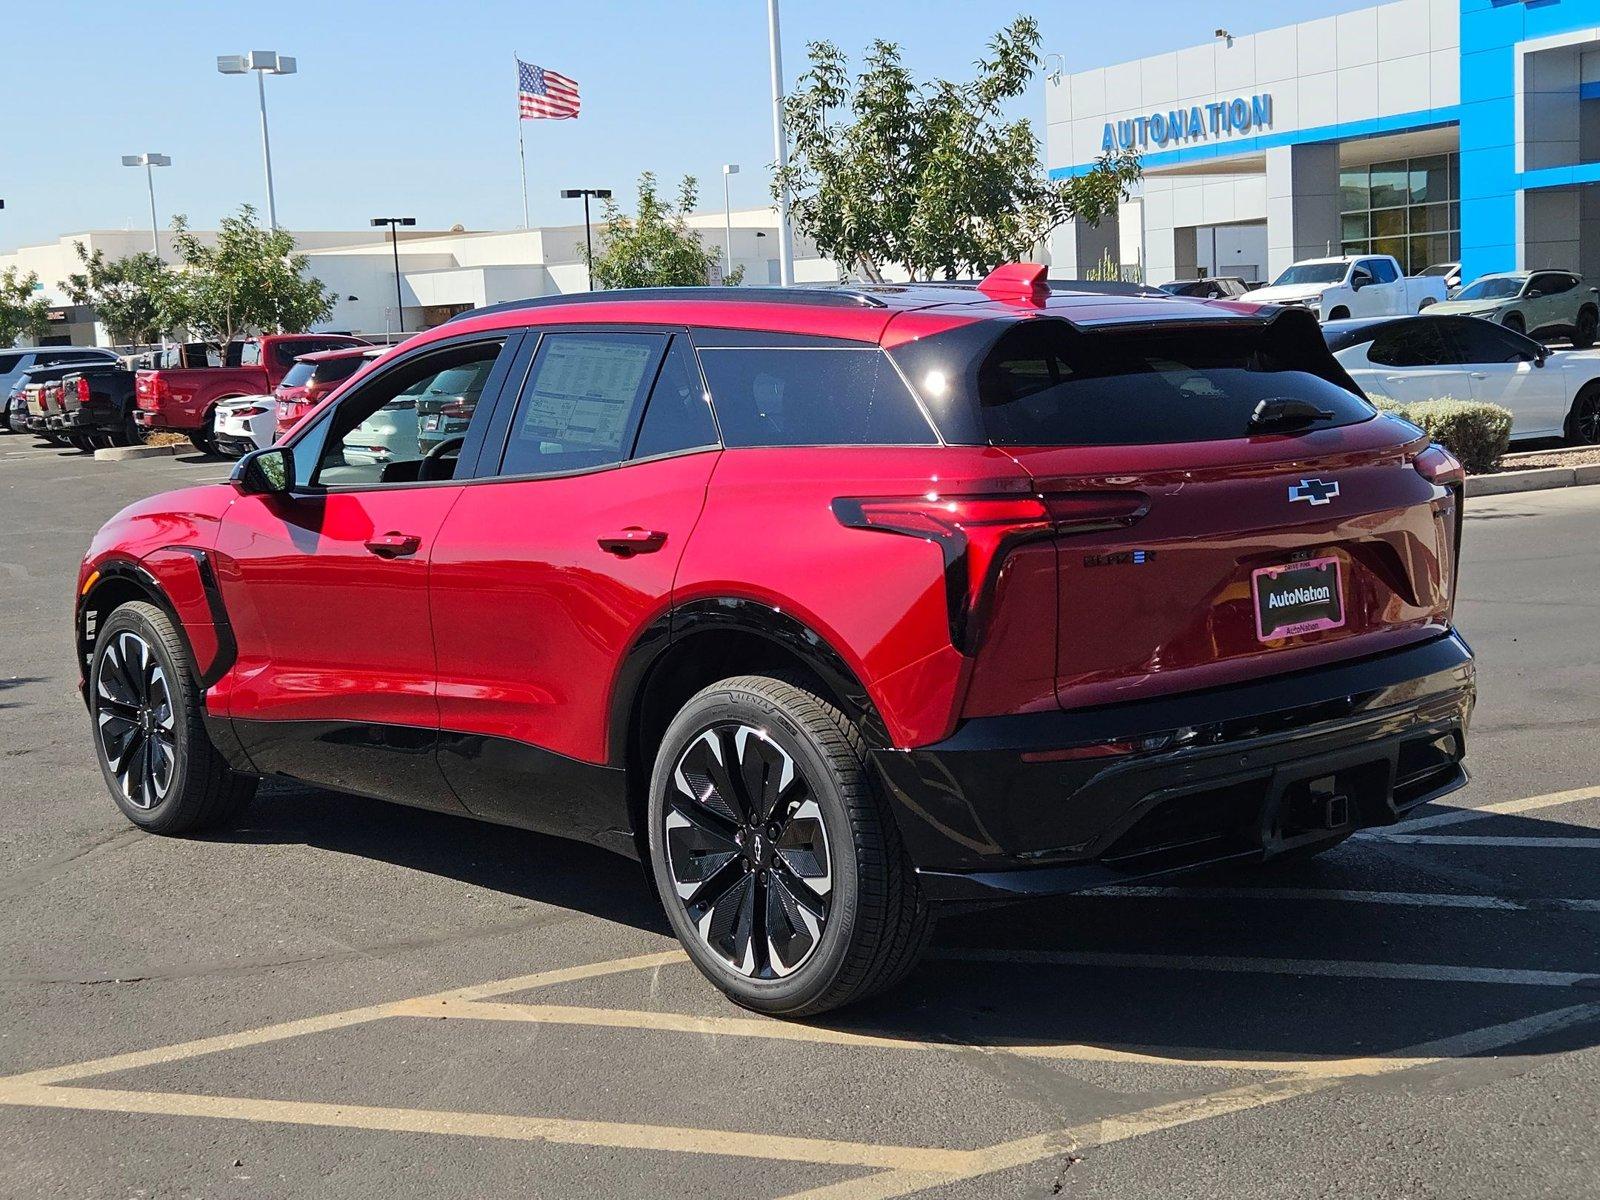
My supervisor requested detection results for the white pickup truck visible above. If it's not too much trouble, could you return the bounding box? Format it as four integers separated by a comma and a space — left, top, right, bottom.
1249, 255, 1449, 321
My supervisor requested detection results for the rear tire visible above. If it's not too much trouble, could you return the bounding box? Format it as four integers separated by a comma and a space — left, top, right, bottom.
1574, 307, 1598, 350
189, 406, 222, 456
89, 601, 255, 834
647, 674, 932, 1016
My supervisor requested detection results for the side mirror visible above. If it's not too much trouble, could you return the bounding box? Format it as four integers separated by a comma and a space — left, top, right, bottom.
232, 446, 293, 496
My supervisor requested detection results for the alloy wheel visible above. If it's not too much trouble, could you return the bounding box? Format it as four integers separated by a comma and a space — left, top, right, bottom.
94, 630, 177, 809
663, 723, 832, 979
1578, 394, 1600, 444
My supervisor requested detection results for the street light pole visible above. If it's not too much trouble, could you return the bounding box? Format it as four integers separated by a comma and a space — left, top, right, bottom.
767, 0, 795, 286
218, 51, 298, 230
121, 154, 172, 259
370, 217, 416, 337
721, 164, 740, 283
560, 188, 612, 291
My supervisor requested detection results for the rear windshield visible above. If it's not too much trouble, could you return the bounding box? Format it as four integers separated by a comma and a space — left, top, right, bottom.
0, 354, 22, 374
313, 355, 365, 385
279, 361, 316, 389
978, 323, 1374, 446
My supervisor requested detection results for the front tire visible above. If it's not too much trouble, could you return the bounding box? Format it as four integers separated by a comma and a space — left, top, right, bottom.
1566, 382, 1600, 445
1327, 306, 1350, 321
1503, 312, 1526, 335
89, 601, 255, 834
647, 675, 931, 1016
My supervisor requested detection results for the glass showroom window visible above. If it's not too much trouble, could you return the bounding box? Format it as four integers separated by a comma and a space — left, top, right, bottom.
1339, 154, 1459, 274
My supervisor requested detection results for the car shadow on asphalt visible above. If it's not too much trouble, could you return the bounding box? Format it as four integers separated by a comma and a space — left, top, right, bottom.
204, 785, 1600, 1065
213, 778, 669, 935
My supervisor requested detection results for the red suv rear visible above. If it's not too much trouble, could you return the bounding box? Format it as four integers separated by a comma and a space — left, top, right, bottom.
75, 267, 1473, 1015
273, 345, 382, 436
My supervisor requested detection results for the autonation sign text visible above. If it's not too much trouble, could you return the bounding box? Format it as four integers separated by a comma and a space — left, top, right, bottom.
1101, 93, 1273, 152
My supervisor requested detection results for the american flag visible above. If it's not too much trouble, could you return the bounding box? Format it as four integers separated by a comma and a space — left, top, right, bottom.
518, 59, 580, 120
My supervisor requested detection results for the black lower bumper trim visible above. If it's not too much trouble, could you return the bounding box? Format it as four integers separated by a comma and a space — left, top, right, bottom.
872, 633, 1474, 900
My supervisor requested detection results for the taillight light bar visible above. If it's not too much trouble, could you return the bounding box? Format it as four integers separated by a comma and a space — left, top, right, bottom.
832, 490, 1149, 649
76, 378, 91, 403
1414, 443, 1464, 600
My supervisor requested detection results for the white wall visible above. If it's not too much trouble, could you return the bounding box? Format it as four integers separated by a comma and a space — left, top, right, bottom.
1045, 0, 1459, 281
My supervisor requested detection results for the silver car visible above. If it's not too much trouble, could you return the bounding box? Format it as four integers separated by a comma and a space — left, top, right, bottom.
1428, 270, 1599, 346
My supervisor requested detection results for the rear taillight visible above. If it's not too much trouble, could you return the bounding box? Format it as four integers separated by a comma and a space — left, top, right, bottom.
234, 405, 269, 418
76, 378, 90, 402
304, 381, 326, 402
439, 401, 473, 419
832, 490, 1148, 647
1415, 443, 1464, 599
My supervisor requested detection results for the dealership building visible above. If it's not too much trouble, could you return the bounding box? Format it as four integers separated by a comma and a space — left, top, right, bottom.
1046, 0, 1600, 288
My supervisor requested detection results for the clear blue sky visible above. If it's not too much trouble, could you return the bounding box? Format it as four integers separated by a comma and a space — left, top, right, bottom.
3, 0, 1378, 248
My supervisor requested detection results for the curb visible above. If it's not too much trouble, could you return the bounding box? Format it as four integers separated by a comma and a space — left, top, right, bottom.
94, 443, 183, 462
1466, 463, 1600, 497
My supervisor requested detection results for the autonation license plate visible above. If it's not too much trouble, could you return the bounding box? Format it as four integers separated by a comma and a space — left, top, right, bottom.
1253, 556, 1345, 642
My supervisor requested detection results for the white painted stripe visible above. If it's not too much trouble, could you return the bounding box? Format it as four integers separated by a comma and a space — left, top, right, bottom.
1359, 785, 1600, 837
934, 947, 1600, 988
1379, 834, 1600, 849
1078, 885, 1600, 913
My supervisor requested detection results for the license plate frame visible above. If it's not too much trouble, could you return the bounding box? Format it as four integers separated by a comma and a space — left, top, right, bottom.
1252, 555, 1345, 642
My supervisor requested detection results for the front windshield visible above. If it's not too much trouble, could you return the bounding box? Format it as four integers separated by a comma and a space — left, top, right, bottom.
1270, 263, 1346, 286
1455, 277, 1523, 301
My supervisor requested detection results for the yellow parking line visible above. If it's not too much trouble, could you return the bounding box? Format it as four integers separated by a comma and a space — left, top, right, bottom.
393, 997, 1411, 1076
0, 1084, 971, 1173
772, 999, 1600, 1200
0, 950, 685, 1091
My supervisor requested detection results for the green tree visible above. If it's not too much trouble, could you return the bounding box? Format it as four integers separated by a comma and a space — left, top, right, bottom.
0, 268, 51, 347
776, 17, 1141, 281
586, 174, 743, 289
167, 205, 333, 347
60, 243, 175, 345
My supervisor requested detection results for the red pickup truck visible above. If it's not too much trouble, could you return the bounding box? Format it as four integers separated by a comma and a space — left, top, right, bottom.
135, 333, 368, 453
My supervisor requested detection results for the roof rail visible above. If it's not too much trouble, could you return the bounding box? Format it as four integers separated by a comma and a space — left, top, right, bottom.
446, 286, 887, 323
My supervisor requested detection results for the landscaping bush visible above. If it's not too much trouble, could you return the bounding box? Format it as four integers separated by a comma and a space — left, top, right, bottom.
1366, 394, 1513, 474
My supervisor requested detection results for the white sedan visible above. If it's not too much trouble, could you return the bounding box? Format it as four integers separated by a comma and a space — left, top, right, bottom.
213, 394, 279, 457
1324, 314, 1600, 442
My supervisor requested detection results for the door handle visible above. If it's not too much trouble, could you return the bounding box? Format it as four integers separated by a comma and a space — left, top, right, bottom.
1469, 372, 1488, 380
598, 528, 667, 556
365, 532, 422, 558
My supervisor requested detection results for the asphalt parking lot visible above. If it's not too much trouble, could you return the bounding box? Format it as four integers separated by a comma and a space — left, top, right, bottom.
3, 434, 1600, 1199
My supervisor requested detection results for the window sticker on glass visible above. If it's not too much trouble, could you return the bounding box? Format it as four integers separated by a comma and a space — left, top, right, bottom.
519, 339, 654, 449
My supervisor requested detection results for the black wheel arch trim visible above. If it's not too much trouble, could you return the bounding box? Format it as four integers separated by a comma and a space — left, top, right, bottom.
77, 548, 239, 702
608, 596, 892, 769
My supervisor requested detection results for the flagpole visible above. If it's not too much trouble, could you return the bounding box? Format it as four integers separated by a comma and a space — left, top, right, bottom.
515, 55, 530, 229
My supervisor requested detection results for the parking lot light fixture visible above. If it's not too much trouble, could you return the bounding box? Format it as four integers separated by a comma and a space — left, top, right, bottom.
370, 217, 417, 337
120, 153, 171, 260
217, 51, 297, 230
721, 165, 740, 282
560, 188, 612, 292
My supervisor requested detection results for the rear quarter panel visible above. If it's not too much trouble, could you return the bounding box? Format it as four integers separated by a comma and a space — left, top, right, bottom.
675, 447, 1033, 748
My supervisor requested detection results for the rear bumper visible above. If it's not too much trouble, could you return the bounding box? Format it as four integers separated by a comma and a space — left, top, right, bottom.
872, 632, 1474, 901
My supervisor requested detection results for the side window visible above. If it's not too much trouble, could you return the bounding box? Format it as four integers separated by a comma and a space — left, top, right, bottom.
698, 347, 937, 447
1366, 258, 1400, 284
1446, 320, 1539, 365
1367, 321, 1451, 367
235, 342, 260, 367
310, 340, 505, 488
631, 337, 718, 460
497, 332, 664, 477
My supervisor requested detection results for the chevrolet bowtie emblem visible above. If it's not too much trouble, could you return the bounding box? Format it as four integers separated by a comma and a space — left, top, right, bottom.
1289, 478, 1340, 506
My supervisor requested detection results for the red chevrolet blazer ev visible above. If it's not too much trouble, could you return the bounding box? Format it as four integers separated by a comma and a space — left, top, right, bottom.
76, 265, 1474, 1015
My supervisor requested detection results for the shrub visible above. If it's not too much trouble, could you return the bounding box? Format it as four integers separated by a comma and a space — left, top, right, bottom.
1366, 393, 1513, 474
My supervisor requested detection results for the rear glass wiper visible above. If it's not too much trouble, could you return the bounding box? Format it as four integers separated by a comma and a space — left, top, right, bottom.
1248, 397, 1334, 432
